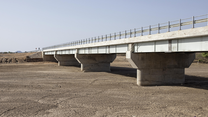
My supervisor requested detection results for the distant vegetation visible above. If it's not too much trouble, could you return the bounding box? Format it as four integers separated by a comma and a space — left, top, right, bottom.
195, 53, 208, 63
202, 52, 208, 58
0, 51, 23, 54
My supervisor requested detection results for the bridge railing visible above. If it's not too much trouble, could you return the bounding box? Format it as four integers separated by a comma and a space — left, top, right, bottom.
42, 14, 208, 51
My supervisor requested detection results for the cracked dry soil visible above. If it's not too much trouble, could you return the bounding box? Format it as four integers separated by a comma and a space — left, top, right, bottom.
0, 60, 208, 117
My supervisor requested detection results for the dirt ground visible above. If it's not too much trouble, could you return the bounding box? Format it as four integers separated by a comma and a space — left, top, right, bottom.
0, 52, 37, 63
0, 56, 208, 117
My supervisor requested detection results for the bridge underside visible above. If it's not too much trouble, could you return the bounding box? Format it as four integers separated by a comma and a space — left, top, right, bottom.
43, 52, 195, 86
54, 54, 80, 66
75, 54, 116, 72
42, 26, 208, 86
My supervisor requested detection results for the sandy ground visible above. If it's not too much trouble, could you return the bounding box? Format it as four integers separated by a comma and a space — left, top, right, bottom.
0, 53, 38, 63
0, 58, 208, 117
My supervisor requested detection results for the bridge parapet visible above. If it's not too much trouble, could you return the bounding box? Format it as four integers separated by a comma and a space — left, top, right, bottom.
43, 14, 208, 51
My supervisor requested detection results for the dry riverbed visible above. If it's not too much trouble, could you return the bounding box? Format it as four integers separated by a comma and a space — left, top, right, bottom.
0, 59, 208, 117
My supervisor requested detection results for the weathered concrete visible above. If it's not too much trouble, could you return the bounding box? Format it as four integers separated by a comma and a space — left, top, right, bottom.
75, 54, 116, 72
126, 51, 195, 86
42, 52, 57, 62
54, 54, 80, 66
43, 26, 208, 52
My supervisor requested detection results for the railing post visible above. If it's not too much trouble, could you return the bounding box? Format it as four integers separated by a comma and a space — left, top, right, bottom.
114, 33, 116, 40
109, 34, 111, 40
168, 21, 170, 32
101, 35, 103, 42
207, 14, 208, 26
141, 27, 143, 36
192, 16, 195, 28
149, 25, 151, 35
158, 23, 160, 34
106, 35, 107, 41
98, 36, 99, 42
125, 30, 126, 38
119, 32, 121, 39
130, 29, 132, 38
179, 19, 181, 30
134, 28, 136, 37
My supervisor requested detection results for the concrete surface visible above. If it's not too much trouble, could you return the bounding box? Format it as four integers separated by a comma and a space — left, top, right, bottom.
75, 54, 116, 72
54, 54, 80, 66
43, 26, 208, 52
126, 52, 195, 86
42, 54, 57, 62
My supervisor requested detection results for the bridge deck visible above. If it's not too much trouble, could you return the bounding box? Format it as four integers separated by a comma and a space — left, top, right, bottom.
44, 26, 208, 55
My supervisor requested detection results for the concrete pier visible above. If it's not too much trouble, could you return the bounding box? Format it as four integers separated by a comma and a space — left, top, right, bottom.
54, 54, 80, 66
42, 53, 57, 62
126, 51, 195, 86
75, 54, 116, 72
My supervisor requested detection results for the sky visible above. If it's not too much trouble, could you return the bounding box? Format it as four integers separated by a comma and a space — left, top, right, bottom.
0, 0, 208, 52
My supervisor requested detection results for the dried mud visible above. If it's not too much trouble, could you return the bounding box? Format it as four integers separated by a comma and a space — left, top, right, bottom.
0, 58, 208, 117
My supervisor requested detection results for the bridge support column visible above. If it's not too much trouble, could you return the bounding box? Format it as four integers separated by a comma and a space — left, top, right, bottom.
75, 54, 116, 72
54, 54, 80, 66
126, 51, 195, 86
42, 52, 57, 62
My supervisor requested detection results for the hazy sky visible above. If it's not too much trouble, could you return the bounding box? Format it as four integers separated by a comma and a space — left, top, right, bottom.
0, 0, 208, 52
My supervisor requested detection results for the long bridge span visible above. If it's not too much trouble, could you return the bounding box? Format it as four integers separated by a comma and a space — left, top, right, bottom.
42, 14, 208, 86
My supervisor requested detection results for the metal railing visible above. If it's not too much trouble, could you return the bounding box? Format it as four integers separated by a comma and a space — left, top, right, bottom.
42, 14, 208, 50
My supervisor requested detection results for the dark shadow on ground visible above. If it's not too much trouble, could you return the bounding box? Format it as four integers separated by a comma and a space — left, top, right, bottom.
110, 66, 137, 78
184, 75, 208, 90
110, 66, 208, 90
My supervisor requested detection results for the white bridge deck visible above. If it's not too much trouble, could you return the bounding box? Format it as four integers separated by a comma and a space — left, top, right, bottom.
43, 26, 208, 55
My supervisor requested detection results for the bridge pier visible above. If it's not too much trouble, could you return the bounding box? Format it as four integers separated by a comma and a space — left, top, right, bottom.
54, 54, 80, 66
126, 51, 195, 86
42, 52, 57, 62
75, 54, 116, 72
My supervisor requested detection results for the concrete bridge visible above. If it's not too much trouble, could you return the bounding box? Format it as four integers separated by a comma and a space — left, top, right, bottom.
42, 14, 208, 86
